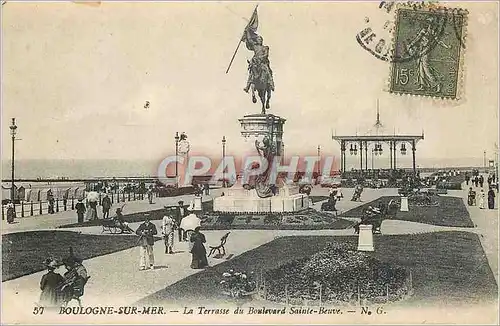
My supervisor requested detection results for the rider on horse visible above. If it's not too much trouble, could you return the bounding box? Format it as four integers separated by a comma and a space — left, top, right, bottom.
242, 30, 275, 94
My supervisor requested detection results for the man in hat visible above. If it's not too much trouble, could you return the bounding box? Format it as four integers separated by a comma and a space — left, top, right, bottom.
147, 186, 154, 204
175, 200, 188, 242
75, 199, 86, 223
47, 190, 55, 214
162, 211, 175, 254
101, 193, 112, 219
135, 216, 158, 270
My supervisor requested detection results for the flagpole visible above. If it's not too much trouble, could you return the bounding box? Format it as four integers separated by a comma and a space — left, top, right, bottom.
225, 5, 258, 74
225, 37, 244, 74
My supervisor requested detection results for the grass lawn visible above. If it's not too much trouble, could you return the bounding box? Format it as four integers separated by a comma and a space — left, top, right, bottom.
136, 232, 497, 306
2, 230, 160, 281
339, 195, 474, 227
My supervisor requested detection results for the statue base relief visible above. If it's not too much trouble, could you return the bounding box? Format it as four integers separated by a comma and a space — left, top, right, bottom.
213, 183, 310, 213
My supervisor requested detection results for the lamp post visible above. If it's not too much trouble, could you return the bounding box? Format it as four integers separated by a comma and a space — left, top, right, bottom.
282, 143, 285, 165
175, 132, 180, 187
483, 150, 486, 169
10, 118, 17, 205
371, 148, 374, 170
222, 136, 226, 188
317, 145, 321, 176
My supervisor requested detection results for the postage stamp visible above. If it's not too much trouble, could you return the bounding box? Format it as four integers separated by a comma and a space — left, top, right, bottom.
2, 2, 498, 325
388, 6, 468, 99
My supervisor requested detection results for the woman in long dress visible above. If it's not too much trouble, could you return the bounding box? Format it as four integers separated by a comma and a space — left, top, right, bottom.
190, 227, 208, 269
488, 187, 496, 209
6, 202, 15, 223
479, 189, 486, 209
39, 259, 64, 308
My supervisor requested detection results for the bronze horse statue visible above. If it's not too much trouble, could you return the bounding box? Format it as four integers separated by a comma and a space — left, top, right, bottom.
248, 60, 273, 114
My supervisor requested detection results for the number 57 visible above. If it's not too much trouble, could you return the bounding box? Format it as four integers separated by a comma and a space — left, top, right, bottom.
33, 306, 44, 315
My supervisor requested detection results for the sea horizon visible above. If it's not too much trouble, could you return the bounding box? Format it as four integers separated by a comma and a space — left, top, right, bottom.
0, 157, 495, 180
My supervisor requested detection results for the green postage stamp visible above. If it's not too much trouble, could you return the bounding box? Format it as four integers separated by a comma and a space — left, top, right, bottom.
389, 6, 467, 99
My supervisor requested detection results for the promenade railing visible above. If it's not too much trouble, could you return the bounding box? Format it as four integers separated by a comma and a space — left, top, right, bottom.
1, 190, 149, 220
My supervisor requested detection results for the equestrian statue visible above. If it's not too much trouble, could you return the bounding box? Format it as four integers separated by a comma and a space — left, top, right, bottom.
226, 6, 275, 114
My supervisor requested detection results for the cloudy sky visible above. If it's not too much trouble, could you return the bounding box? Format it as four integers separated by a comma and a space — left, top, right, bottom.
2, 1, 498, 169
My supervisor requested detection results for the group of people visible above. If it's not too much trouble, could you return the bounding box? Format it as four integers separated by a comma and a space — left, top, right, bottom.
465, 173, 486, 188
466, 171, 497, 210
322, 187, 344, 211
73, 193, 113, 223
135, 200, 209, 271
38, 250, 89, 308
353, 205, 384, 234
468, 186, 496, 209
351, 184, 364, 201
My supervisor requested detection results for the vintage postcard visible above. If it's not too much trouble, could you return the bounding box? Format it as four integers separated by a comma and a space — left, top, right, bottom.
1, 1, 498, 325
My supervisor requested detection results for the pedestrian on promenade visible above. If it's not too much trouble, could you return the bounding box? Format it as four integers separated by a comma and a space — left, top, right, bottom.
176, 201, 187, 242
465, 172, 470, 185
75, 199, 86, 223
336, 187, 344, 201
89, 201, 98, 220
479, 189, 486, 209
114, 206, 134, 233
474, 176, 479, 187
59, 252, 89, 307
467, 187, 476, 206
488, 187, 496, 209
479, 175, 484, 188
39, 259, 64, 308
135, 216, 158, 270
6, 202, 15, 224
162, 213, 175, 254
190, 226, 208, 269
101, 194, 112, 219
147, 187, 153, 204
48, 190, 55, 214
329, 187, 336, 199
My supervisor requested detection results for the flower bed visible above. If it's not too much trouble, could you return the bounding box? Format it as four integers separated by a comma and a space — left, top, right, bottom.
261, 242, 412, 305
199, 209, 353, 230
220, 269, 257, 298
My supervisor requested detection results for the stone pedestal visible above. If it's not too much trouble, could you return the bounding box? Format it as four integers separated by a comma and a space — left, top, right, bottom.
213, 112, 309, 214
213, 183, 309, 213
239, 114, 286, 156
190, 196, 203, 211
357, 224, 374, 252
400, 196, 409, 212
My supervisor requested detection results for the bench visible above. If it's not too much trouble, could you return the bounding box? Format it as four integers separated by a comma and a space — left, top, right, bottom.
208, 232, 230, 258
101, 219, 122, 234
